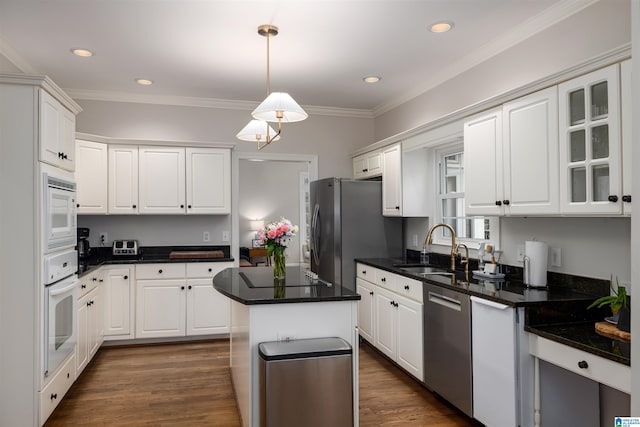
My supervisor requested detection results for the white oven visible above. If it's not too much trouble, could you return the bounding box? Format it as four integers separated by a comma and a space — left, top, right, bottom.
43, 173, 77, 253
43, 249, 78, 379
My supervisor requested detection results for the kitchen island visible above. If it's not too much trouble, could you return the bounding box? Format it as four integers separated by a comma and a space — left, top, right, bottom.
213, 266, 361, 427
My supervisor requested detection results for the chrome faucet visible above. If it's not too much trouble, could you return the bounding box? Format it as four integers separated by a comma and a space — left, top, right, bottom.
424, 223, 457, 271
455, 242, 470, 282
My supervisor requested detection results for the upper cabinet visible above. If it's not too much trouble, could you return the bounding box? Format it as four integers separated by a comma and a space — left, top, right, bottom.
76, 140, 108, 214
40, 89, 76, 172
382, 143, 402, 216
186, 148, 231, 214
353, 150, 382, 180
139, 147, 186, 214
465, 87, 559, 216
620, 59, 632, 215
108, 145, 139, 214
558, 64, 622, 214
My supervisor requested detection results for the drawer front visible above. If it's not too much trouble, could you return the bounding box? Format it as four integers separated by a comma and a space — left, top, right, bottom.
40, 353, 76, 425
186, 262, 233, 278
375, 270, 397, 293
529, 335, 630, 393
356, 263, 376, 282
395, 275, 423, 303
77, 275, 98, 298
136, 263, 185, 280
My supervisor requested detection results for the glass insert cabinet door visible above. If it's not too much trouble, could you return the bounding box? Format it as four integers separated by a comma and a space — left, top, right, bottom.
558, 64, 621, 214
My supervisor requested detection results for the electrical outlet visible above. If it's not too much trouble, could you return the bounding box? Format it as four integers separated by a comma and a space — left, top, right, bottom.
277, 332, 296, 342
550, 247, 562, 267
516, 244, 525, 262
203, 231, 210, 242
222, 230, 229, 242
99, 232, 108, 246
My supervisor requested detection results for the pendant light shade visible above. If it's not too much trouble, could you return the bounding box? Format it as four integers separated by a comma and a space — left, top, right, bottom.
236, 119, 281, 142
252, 92, 308, 123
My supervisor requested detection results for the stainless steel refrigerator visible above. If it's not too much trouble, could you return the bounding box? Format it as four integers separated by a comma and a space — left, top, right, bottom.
310, 178, 403, 292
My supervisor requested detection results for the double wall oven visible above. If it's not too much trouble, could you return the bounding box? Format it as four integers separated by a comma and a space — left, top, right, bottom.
42, 172, 78, 380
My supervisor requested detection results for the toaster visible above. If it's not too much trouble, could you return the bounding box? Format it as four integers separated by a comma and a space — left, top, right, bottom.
112, 240, 139, 256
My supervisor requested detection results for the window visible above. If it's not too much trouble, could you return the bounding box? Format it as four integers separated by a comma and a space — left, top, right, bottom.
434, 144, 496, 248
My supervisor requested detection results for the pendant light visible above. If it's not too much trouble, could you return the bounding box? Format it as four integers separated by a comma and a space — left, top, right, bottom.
236, 24, 308, 150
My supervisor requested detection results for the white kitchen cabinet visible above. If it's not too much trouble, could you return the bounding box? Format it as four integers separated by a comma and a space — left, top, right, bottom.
382, 143, 402, 216
186, 147, 231, 214
353, 150, 382, 179
39, 89, 76, 171
559, 64, 622, 214
465, 87, 559, 216
620, 59, 632, 215
139, 146, 186, 214
356, 263, 423, 381
186, 262, 233, 335
356, 278, 375, 343
471, 297, 532, 427
108, 145, 139, 214
76, 283, 103, 376
136, 262, 232, 339
102, 266, 134, 339
76, 139, 108, 214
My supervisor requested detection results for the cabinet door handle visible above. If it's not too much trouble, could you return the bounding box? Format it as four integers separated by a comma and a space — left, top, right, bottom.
208, 268, 212, 272
51, 393, 57, 400
132, 204, 137, 209
99, 279, 103, 282
362, 168, 368, 172
188, 285, 192, 290
92, 277, 97, 281
57, 152, 63, 159
77, 203, 80, 208
369, 291, 374, 296
503, 199, 510, 206
63, 153, 68, 160
404, 285, 410, 290
608, 195, 619, 203
495, 200, 502, 206
158, 269, 163, 274
188, 205, 192, 209
181, 286, 185, 290
87, 301, 91, 307
578, 360, 589, 369
123, 275, 128, 280
81, 284, 86, 289
180, 204, 184, 208
381, 277, 386, 282
389, 300, 394, 306
395, 206, 400, 210
622, 195, 632, 203
361, 270, 366, 275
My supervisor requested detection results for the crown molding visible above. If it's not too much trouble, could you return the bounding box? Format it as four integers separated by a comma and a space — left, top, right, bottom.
0, 36, 38, 74
75, 131, 236, 148
65, 88, 374, 119
373, 0, 600, 117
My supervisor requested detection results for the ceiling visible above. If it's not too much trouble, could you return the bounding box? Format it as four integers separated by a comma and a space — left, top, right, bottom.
0, 0, 590, 115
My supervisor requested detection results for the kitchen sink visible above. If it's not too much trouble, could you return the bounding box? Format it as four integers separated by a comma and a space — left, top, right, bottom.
399, 266, 453, 277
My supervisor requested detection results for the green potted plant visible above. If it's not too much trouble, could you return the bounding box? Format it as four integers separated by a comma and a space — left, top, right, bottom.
588, 276, 630, 332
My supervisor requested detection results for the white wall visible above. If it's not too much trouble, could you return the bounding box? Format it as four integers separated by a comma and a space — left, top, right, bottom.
78, 215, 231, 247
238, 159, 308, 263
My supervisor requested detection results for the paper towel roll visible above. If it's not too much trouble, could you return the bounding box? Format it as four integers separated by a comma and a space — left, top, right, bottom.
524, 240, 548, 287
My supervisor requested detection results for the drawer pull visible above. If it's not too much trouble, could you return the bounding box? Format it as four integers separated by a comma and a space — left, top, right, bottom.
578, 360, 589, 369
81, 284, 86, 289
381, 277, 386, 282
51, 393, 57, 400
369, 291, 374, 296
124, 275, 128, 280
362, 270, 366, 274
208, 268, 212, 272
404, 285, 410, 290
158, 269, 163, 274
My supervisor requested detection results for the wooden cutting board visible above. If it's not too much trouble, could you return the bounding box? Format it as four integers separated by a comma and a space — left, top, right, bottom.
169, 250, 224, 259
595, 321, 631, 341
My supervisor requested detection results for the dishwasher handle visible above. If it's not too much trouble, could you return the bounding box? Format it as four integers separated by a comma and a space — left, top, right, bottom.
428, 292, 462, 311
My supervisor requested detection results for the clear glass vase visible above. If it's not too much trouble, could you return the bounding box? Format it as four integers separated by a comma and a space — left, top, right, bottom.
273, 245, 286, 280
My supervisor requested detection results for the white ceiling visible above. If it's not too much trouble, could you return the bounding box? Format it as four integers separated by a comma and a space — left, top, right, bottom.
0, 0, 593, 115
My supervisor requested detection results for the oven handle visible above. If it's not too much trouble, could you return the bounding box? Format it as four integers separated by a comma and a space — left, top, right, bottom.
49, 280, 77, 296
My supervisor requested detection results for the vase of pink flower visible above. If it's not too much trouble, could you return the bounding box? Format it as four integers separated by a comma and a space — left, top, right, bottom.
256, 217, 299, 281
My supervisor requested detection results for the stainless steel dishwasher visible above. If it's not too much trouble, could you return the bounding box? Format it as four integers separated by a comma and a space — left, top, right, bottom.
423, 282, 472, 417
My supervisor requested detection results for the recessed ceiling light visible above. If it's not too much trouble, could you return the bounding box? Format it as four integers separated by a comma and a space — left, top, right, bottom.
135, 78, 154, 86
430, 21, 454, 33
363, 76, 381, 83
71, 48, 94, 57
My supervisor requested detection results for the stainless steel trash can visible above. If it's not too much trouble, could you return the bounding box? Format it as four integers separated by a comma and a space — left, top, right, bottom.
259, 337, 353, 427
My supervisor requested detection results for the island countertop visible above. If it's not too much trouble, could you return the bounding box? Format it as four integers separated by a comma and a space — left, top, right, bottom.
213, 266, 361, 305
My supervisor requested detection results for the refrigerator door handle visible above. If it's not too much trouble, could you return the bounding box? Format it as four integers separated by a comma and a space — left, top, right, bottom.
311, 203, 320, 266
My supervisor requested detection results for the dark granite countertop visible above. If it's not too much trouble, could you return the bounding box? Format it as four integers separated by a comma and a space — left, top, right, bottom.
212, 266, 361, 305
356, 258, 596, 307
78, 245, 234, 278
525, 322, 630, 366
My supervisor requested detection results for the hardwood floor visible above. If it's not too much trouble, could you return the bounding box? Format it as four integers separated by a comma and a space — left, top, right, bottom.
46, 339, 478, 426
